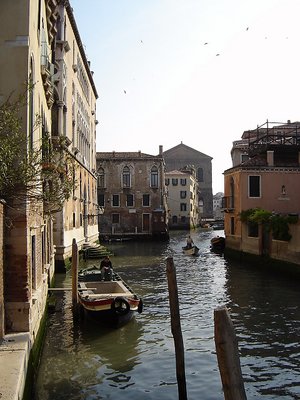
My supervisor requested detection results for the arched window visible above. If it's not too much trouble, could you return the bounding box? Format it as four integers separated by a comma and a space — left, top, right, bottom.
150, 166, 159, 188
122, 166, 131, 188
197, 167, 203, 182
98, 167, 105, 188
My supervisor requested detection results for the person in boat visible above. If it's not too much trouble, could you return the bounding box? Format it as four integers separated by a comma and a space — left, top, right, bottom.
100, 255, 113, 281
186, 235, 194, 249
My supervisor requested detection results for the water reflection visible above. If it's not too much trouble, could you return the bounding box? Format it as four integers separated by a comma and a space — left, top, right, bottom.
36, 229, 300, 400
225, 260, 300, 399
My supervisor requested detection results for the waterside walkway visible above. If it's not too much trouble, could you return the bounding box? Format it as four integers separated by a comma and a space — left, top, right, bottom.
0, 333, 30, 400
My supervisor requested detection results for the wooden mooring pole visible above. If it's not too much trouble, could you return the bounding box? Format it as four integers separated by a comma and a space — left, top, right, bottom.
166, 257, 188, 400
72, 238, 79, 314
214, 306, 247, 400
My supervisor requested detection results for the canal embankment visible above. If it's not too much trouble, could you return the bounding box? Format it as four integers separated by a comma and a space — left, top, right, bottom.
0, 332, 31, 400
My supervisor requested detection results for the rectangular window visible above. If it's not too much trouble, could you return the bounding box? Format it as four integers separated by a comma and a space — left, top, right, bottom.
230, 217, 235, 235
249, 175, 261, 198
126, 194, 134, 207
31, 235, 36, 290
165, 178, 170, 186
98, 193, 104, 207
112, 213, 120, 224
112, 194, 120, 207
73, 212, 76, 228
143, 194, 150, 207
172, 178, 178, 186
180, 178, 186, 186
180, 191, 187, 199
180, 203, 187, 211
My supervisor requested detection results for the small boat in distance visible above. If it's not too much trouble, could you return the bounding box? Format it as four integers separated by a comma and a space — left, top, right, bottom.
182, 245, 199, 256
78, 267, 143, 327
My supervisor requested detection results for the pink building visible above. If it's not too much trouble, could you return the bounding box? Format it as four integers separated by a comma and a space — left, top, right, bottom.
223, 121, 300, 266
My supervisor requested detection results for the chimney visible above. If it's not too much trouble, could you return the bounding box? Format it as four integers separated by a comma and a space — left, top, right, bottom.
267, 150, 274, 166
159, 145, 163, 155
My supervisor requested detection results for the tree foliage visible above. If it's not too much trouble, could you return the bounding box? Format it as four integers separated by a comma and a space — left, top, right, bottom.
0, 89, 76, 214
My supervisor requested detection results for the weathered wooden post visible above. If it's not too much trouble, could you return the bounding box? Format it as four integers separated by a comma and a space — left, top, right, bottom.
72, 238, 79, 313
214, 306, 247, 400
166, 257, 188, 400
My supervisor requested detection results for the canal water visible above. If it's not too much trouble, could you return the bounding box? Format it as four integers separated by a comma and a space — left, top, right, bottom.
35, 230, 300, 400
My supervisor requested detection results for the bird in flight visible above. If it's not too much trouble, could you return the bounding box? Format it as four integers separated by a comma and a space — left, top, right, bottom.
123, 90, 127, 94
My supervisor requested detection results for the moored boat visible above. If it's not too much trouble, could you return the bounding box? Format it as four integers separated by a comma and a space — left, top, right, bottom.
78, 267, 143, 327
182, 245, 199, 256
210, 236, 225, 252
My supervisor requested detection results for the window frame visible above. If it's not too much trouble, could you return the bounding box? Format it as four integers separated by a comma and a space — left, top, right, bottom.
112, 194, 120, 207
248, 175, 261, 198
122, 166, 131, 188
126, 193, 134, 207
97, 167, 105, 188
142, 194, 150, 207
150, 166, 159, 188
180, 203, 187, 212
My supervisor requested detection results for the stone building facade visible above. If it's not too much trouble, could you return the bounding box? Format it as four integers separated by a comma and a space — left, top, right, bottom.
165, 167, 200, 229
51, 1, 99, 269
0, 0, 98, 340
163, 142, 213, 219
96, 150, 168, 240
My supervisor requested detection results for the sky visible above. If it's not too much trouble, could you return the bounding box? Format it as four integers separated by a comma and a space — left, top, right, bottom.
71, 0, 300, 193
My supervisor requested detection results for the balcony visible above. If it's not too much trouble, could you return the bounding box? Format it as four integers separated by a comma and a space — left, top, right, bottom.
221, 196, 234, 212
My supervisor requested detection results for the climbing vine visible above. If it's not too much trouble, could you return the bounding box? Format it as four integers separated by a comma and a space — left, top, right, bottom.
239, 208, 298, 241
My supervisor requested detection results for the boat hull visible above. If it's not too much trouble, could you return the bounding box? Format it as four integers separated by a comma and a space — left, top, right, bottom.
182, 245, 199, 256
210, 236, 225, 252
78, 272, 143, 328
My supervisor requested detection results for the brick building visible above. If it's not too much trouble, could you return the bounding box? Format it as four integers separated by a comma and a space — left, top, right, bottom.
96, 149, 168, 240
